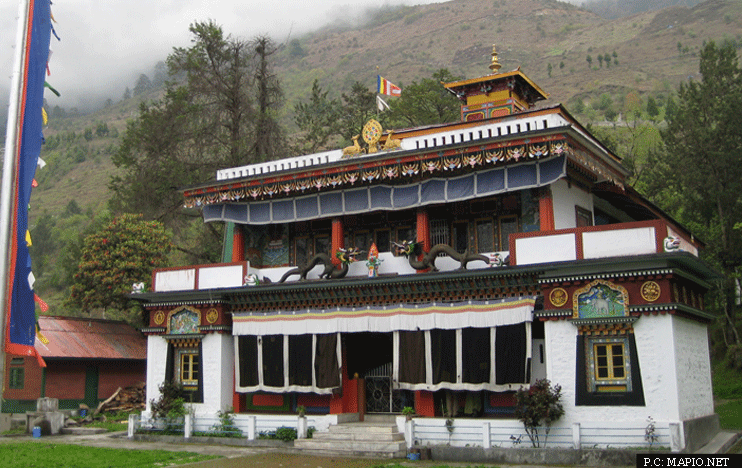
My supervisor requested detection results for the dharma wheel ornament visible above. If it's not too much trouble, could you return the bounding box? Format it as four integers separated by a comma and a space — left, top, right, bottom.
363, 119, 383, 153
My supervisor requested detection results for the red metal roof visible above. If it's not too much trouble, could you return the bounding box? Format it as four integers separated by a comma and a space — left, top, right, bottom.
35, 316, 146, 360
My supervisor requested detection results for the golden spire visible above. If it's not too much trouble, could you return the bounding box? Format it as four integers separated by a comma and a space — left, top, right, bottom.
489, 44, 502, 74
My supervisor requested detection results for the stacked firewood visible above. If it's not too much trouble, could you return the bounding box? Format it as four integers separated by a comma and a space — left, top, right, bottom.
95, 382, 146, 415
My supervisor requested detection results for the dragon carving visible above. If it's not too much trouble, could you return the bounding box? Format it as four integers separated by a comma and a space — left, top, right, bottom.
279, 247, 364, 282
392, 240, 490, 271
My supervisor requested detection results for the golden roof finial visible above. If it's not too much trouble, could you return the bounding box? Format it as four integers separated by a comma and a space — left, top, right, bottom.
489, 44, 502, 74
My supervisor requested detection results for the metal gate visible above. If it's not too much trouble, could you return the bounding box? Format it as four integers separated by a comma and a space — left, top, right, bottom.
364, 363, 412, 413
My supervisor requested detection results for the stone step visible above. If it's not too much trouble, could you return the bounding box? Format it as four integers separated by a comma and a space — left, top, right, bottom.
294, 421, 406, 458
311, 430, 404, 442
292, 446, 407, 459
294, 438, 406, 454
328, 422, 398, 434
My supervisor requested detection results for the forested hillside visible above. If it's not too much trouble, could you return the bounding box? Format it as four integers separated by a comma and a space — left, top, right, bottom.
13, 0, 742, 326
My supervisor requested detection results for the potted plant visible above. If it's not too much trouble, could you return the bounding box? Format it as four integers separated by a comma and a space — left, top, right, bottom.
402, 406, 416, 421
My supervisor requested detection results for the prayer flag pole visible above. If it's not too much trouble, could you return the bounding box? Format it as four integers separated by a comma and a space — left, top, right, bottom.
0, 0, 33, 404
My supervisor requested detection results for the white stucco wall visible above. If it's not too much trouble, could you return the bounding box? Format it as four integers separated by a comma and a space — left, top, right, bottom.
551, 178, 593, 230
543, 314, 703, 425
198, 333, 235, 414
144, 333, 234, 416
145, 335, 168, 414
672, 316, 714, 420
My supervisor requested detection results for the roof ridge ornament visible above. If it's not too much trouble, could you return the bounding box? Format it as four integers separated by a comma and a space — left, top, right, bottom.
489, 44, 502, 74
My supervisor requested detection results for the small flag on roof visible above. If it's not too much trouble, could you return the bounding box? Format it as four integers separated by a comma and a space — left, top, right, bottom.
377, 75, 401, 96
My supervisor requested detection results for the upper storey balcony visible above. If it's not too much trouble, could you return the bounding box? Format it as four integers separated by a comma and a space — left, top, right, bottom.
150, 218, 697, 294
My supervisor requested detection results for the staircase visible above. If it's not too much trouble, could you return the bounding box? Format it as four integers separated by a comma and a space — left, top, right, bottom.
294, 417, 406, 458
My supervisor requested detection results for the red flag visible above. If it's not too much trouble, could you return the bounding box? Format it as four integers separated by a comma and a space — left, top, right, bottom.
377, 75, 401, 96
34, 293, 48, 312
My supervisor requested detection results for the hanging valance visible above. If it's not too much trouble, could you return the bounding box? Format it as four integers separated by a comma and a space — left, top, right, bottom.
393, 323, 531, 392
232, 297, 535, 336
232, 298, 534, 393
202, 157, 565, 224
234, 333, 341, 394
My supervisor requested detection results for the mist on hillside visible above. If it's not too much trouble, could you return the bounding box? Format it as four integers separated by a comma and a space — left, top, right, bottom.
0, 0, 705, 115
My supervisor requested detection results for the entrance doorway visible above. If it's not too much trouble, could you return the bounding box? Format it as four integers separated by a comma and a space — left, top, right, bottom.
344, 332, 413, 414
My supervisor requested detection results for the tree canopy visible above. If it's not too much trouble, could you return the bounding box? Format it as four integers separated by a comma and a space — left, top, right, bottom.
384, 69, 462, 128
293, 79, 342, 154
67, 214, 172, 323
649, 40, 742, 355
110, 22, 287, 263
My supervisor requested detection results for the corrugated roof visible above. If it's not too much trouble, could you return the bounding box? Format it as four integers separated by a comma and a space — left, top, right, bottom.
34, 316, 146, 360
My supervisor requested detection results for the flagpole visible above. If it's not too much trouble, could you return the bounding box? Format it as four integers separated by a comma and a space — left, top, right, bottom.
0, 0, 33, 404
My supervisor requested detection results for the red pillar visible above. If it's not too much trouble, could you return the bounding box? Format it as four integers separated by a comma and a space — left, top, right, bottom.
330, 341, 355, 414
331, 217, 344, 266
539, 188, 555, 232
415, 390, 435, 417
231, 225, 245, 412
416, 209, 431, 273
231, 224, 245, 262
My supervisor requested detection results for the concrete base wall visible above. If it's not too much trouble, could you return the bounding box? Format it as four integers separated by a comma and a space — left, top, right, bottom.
682, 413, 720, 453
430, 445, 654, 466
0, 414, 10, 433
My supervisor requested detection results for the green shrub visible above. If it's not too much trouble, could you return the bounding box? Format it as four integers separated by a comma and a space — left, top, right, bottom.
275, 426, 298, 441
514, 379, 564, 448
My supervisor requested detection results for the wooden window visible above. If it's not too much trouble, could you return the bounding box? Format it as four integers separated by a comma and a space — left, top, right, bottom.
499, 215, 519, 251
178, 349, 199, 389
314, 234, 330, 257
294, 236, 310, 266
9, 367, 24, 389
452, 221, 469, 253
588, 337, 630, 393
595, 343, 625, 380
430, 219, 449, 246
374, 229, 391, 253
576, 206, 593, 227
353, 231, 372, 253
475, 218, 494, 253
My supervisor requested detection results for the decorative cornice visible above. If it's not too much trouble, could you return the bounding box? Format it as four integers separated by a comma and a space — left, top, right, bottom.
228, 268, 541, 313
141, 327, 166, 334
539, 269, 673, 284
198, 325, 232, 333
182, 138, 569, 209
571, 316, 638, 327
534, 309, 571, 318
629, 303, 714, 322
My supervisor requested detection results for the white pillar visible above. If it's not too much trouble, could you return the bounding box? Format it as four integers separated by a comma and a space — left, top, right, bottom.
572, 422, 581, 449
404, 419, 414, 449
184, 414, 192, 439
482, 421, 491, 449
669, 422, 684, 452
127, 414, 138, 438
247, 415, 256, 441
297, 416, 308, 439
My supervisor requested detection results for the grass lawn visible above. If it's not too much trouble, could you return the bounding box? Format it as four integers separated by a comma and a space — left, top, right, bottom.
712, 359, 742, 431
0, 441, 220, 468
716, 399, 742, 431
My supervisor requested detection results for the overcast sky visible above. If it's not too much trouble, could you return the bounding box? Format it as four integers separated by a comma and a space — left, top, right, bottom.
1, 1, 458, 110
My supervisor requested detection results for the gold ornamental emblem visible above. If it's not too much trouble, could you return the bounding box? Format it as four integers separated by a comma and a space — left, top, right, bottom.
641, 281, 661, 302
153, 310, 165, 325
549, 288, 569, 307
206, 308, 219, 324
362, 119, 382, 145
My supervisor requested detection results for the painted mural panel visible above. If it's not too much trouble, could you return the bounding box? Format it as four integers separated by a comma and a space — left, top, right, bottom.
573, 280, 629, 319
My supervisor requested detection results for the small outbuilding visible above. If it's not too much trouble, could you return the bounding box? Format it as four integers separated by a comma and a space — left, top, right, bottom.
2, 315, 146, 413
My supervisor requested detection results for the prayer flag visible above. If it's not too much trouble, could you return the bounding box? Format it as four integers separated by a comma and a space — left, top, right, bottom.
377, 75, 401, 96
3, 0, 52, 367
377, 95, 390, 112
